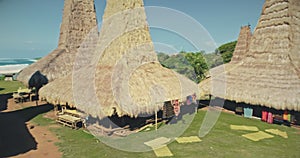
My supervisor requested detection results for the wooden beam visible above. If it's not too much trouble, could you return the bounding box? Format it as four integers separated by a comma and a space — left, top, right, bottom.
155, 110, 158, 131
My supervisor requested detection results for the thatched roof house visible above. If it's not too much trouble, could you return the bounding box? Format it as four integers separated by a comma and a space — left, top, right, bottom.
230, 25, 252, 63
200, 0, 300, 111
17, 0, 98, 86
40, 0, 198, 118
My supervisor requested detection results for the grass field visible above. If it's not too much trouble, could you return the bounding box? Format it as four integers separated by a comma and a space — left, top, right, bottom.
0, 80, 25, 94
32, 110, 300, 158
2, 81, 299, 157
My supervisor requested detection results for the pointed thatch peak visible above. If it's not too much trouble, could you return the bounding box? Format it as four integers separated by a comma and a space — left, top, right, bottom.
39, 0, 198, 118
58, 0, 98, 51
246, 0, 300, 66
17, 0, 98, 86
199, 0, 300, 111
103, 0, 144, 19
230, 25, 252, 63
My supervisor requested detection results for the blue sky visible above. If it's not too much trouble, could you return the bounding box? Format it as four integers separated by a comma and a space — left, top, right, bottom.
0, 0, 264, 58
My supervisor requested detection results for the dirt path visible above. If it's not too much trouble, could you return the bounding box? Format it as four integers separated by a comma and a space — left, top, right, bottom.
4, 99, 62, 158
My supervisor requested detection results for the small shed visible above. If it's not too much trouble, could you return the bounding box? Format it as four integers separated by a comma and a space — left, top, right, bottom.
2, 73, 16, 81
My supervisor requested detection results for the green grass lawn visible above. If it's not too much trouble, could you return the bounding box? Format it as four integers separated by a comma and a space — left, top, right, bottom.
0, 80, 26, 94
32, 110, 300, 158
2, 78, 299, 157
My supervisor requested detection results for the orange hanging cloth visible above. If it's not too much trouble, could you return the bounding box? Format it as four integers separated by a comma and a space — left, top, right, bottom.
283, 110, 288, 121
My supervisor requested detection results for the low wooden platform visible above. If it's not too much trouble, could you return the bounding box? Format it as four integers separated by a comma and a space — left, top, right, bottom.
64, 109, 81, 117
56, 114, 83, 129
13, 93, 30, 103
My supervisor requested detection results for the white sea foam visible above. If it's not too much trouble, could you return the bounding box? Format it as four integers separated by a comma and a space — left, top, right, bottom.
0, 64, 29, 74
0, 58, 37, 74
29, 59, 38, 62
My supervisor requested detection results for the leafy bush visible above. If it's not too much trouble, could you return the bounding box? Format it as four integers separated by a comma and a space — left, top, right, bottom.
156, 41, 237, 83
217, 41, 237, 63
157, 51, 208, 83
0, 75, 5, 81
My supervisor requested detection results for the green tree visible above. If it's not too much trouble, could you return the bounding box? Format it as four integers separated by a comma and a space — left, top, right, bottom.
217, 41, 237, 63
157, 51, 209, 83
203, 53, 223, 69
157, 52, 169, 63
221, 51, 233, 63
184, 51, 208, 83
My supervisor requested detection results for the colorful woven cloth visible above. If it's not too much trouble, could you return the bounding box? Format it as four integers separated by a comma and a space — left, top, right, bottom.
243, 108, 253, 118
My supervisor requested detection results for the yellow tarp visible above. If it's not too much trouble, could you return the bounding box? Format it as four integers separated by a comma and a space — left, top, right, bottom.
64, 109, 81, 117
230, 125, 259, 131
175, 136, 201, 144
265, 129, 288, 138
144, 137, 173, 157
144, 137, 171, 148
17, 88, 31, 93
153, 145, 173, 157
242, 131, 274, 141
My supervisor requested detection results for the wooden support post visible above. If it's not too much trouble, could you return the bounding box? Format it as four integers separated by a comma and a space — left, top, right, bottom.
155, 109, 158, 131
62, 105, 66, 114
54, 105, 57, 115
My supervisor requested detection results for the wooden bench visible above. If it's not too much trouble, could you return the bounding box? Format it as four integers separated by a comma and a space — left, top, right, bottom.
13, 93, 22, 103
13, 93, 30, 103
64, 109, 81, 117
56, 114, 83, 129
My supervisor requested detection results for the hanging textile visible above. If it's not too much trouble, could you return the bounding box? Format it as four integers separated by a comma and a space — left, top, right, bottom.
267, 112, 273, 124
172, 99, 180, 117
163, 101, 174, 118
261, 111, 268, 122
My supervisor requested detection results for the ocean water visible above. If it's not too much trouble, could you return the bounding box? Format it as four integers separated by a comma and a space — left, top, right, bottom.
0, 58, 36, 66
0, 58, 37, 74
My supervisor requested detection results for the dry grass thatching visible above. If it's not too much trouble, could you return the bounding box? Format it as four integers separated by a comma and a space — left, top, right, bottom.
199, 0, 300, 111
230, 25, 252, 63
40, 0, 198, 118
17, 0, 98, 86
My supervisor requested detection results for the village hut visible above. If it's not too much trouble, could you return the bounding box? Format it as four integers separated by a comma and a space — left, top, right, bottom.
230, 25, 252, 63
199, 0, 300, 111
199, 25, 252, 97
39, 0, 199, 118
17, 0, 98, 86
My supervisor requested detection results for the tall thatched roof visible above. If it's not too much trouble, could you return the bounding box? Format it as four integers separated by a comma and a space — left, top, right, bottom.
40, 0, 198, 118
17, 0, 98, 86
200, 0, 300, 111
230, 25, 252, 63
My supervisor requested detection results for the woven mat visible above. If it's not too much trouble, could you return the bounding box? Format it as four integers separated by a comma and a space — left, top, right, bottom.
265, 129, 288, 138
242, 131, 274, 141
153, 145, 173, 157
175, 136, 201, 143
230, 125, 259, 131
144, 137, 173, 157
144, 137, 171, 148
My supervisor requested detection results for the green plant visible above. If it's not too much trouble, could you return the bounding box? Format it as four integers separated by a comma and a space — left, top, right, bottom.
0, 75, 5, 81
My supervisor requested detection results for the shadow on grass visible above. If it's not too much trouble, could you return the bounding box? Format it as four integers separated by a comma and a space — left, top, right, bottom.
0, 93, 12, 111
0, 104, 53, 157
85, 103, 198, 131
